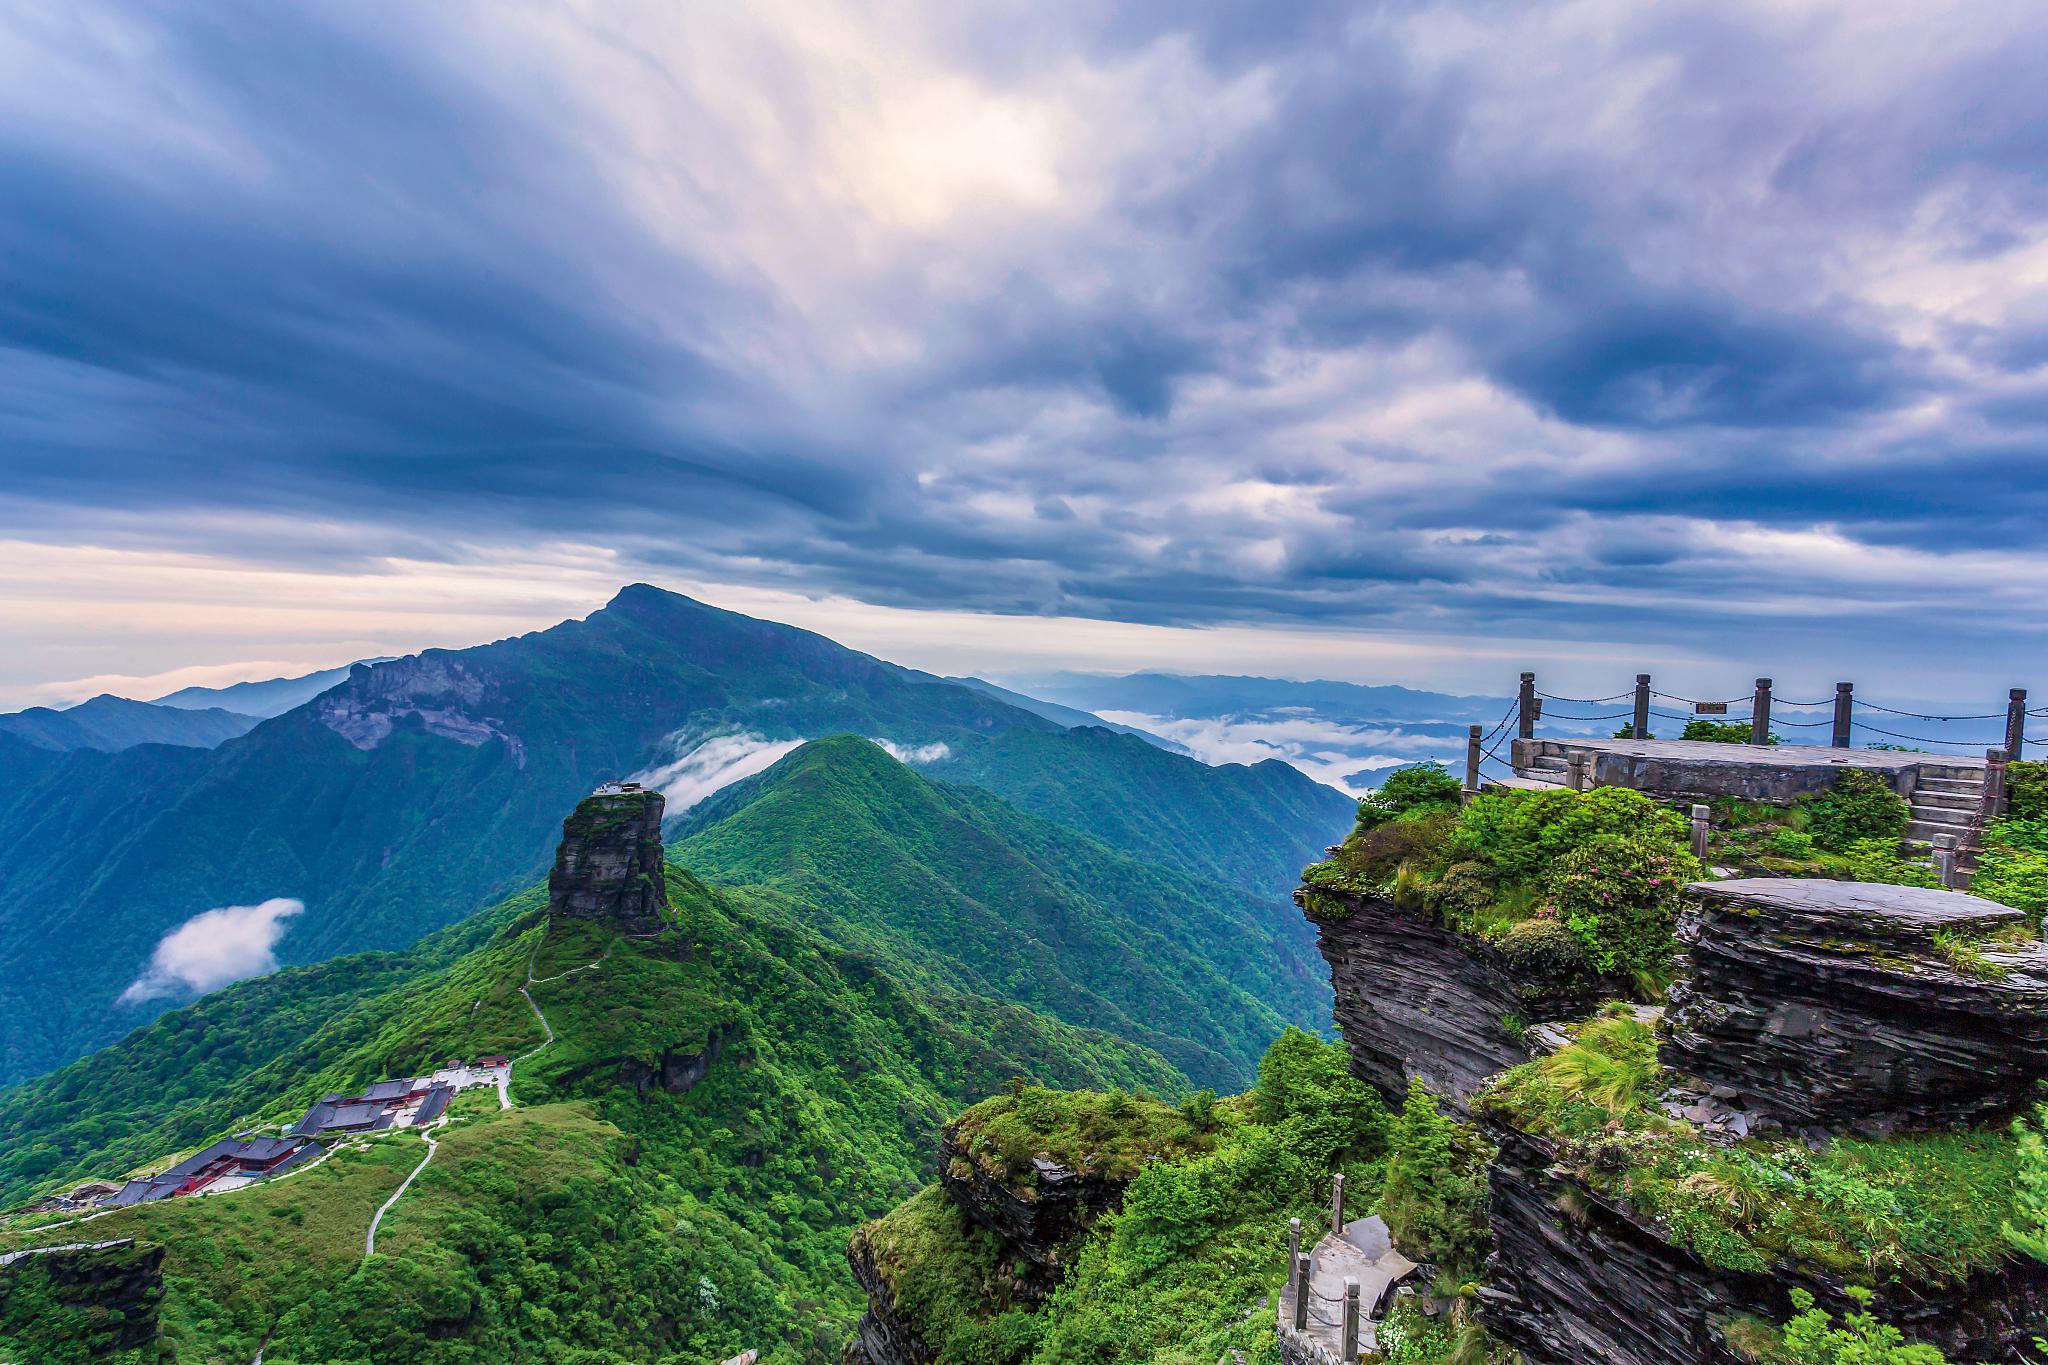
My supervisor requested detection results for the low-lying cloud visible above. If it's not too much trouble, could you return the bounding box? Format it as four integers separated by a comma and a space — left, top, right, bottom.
872, 738, 952, 765
1098, 710, 1466, 796
628, 732, 804, 811
119, 897, 303, 1004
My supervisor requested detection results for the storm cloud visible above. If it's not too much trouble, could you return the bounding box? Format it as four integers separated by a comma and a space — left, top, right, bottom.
4, 0, 2048, 693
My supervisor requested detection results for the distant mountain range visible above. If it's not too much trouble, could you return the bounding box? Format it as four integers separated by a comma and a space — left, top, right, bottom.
151, 659, 393, 717
0, 586, 1352, 1082
0, 694, 260, 753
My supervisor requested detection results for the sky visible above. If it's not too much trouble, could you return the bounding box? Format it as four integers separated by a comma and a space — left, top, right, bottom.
4, 0, 2048, 710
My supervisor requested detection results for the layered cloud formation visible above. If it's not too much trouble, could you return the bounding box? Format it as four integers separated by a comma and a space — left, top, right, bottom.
4, 1, 2048, 692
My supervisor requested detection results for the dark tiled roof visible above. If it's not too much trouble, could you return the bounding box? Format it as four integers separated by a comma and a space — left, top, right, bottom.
104, 1178, 180, 1207
412, 1083, 454, 1125
359, 1078, 414, 1103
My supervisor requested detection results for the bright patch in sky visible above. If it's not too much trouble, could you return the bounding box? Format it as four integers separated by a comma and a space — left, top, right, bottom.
629, 732, 805, 811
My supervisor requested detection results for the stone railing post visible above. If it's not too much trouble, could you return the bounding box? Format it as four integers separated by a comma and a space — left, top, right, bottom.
1293, 1253, 1311, 1332
1566, 752, 1587, 792
1983, 749, 2009, 832
1751, 678, 1773, 745
1464, 725, 1482, 800
1932, 834, 1959, 890
1691, 804, 1710, 863
1341, 1278, 1361, 1360
1833, 682, 1854, 750
1287, 1217, 1301, 1274
1518, 672, 1537, 740
2008, 689, 2029, 762
1633, 674, 1651, 739
1330, 1172, 1345, 1234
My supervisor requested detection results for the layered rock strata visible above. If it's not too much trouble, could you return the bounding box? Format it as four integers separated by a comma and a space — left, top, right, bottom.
1299, 887, 1560, 1108
548, 786, 670, 933
1664, 878, 2048, 1129
846, 1226, 936, 1365
1482, 1122, 2048, 1365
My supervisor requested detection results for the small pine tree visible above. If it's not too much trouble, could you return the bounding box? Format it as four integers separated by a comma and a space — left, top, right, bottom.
1378, 1077, 1490, 1269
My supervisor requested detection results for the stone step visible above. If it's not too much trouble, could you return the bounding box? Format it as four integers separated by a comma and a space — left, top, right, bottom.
1916, 776, 1983, 795
1920, 765, 1988, 783
1911, 790, 1978, 812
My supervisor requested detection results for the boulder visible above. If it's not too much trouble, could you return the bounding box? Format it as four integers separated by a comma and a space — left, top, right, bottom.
1663, 879, 2048, 1129
937, 1124, 1125, 1301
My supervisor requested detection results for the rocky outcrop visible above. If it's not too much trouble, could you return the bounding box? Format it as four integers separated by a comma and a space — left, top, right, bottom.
937, 1125, 1125, 1301
845, 1227, 937, 1365
1481, 1123, 2048, 1365
616, 1027, 729, 1096
1300, 888, 1544, 1109
548, 786, 670, 933
0, 1238, 165, 1357
1664, 879, 2048, 1130
316, 654, 525, 758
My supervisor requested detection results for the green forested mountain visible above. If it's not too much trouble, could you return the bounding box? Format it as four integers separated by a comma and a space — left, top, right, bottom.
0, 585, 1348, 1082
677, 737, 1328, 1088
0, 859, 1185, 1364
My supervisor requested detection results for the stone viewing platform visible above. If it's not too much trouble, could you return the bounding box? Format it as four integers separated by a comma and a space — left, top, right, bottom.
1664, 878, 2048, 1131
1275, 1181, 1418, 1364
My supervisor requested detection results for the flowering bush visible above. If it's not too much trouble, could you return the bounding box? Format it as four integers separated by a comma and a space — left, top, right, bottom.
1544, 833, 1699, 982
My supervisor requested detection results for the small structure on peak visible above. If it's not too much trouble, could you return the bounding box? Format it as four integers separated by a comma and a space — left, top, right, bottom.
549, 785, 669, 933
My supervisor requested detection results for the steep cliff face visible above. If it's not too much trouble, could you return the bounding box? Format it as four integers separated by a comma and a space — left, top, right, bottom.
1300, 888, 1535, 1108
937, 1123, 1126, 1301
1664, 879, 2048, 1130
0, 1238, 165, 1358
1482, 1122, 2048, 1365
548, 787, 671, 934
846, 1226, 938, 1365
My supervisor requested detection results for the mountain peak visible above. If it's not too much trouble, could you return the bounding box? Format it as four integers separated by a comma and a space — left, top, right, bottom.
548, 786, 671, 934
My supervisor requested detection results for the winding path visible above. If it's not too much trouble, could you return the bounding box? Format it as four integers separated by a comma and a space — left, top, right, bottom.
363, 1126, 440, 1258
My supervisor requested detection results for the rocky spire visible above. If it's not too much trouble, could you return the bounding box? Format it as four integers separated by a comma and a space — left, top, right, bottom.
547, 784, 669, 933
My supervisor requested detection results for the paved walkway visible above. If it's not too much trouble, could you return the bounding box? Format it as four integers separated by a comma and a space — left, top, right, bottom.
1278, 1217, 1417, 1359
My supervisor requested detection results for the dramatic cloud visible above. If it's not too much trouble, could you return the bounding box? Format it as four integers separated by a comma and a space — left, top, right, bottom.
119, 897, 303, 1003
628, 732, 804, 812
4, 0, 2048, 696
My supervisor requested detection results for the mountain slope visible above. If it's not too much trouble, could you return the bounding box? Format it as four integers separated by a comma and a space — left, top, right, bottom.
927, 724, 1355, 899
676, 737, 1329, 1088
944, 676, 1188, 752
151, 661, 384, 717
0, 863, 1184, 1364
0, 695, 259, 752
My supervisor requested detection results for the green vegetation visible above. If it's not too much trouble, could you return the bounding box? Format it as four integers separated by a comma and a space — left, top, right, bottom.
1479, 1011, 2026, 1284
1305, 785, 1698, 1000
2006, 762, 2048, 822
1378, 1078, 1493, 1271
1802, 770, 1910, 853
853, 1030, 1399, 1365
679, 736, 1327, 1089
951, 1086, 1213, 1184
1972, 819, 2048, 923
1355, 763, 1464, 830
1685, 719, 1776, 745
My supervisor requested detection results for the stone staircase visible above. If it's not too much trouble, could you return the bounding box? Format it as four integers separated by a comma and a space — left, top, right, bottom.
1905, 764, 1988, 860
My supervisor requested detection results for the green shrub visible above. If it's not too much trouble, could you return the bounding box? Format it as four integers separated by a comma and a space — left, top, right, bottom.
1545, 834, 1697, 983
1973, 820, 2048, 921
1423, 861, 1496, 929
1827, 839, 1938, 889
1497, 919, 1592, 995
1329, 809, 1458, 888
1356, 763, 1464, 830
1252, 1028, 1391, 1171
1684, 719, 1775, 745
1767, 828, 1816, 859
1377, 1079, 1493, 1271
2007, 762, 2048, 822
1452, 786, 1689, 887
1803, 770, 1909, 854
1777, 1286, 1948, 1364
1499, 1013, 1526, 1046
